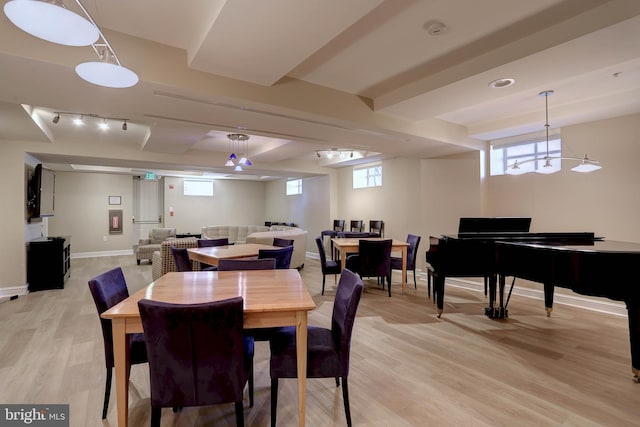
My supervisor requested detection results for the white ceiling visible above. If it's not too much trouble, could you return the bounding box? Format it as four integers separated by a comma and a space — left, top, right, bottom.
1, 0, 640, 179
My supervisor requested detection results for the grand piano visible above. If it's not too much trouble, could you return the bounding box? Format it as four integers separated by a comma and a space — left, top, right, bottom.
426, 217, 640, 380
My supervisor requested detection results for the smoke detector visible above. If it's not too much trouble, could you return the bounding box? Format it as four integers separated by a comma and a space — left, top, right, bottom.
424, 20, 448, 36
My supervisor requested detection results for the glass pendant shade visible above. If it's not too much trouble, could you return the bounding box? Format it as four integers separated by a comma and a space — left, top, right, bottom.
75, 61, 139, 88
571, 157, 602, 173
4, 0, 100, 46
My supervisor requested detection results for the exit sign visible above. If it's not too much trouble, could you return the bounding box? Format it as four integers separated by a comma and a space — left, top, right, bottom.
145, 172, 156, 180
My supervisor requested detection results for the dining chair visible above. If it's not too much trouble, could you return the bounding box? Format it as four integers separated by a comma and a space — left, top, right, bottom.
315, 236, 341, 295
350, 220, 364, 232
138, 297, 254, 427
196, 238, 229, 270
217, 258, 276, 271
272, 237, 294, 248
346, 239, 393, 296
333, 219, 345, 232
269, 269, 364, 427
217, 259, 277, 342
258, 246, 293, 269
391, 234, 421, 289
170, 246, 193, 272
88, 267, 148, 419
369, 220, 384, 237
197, 237, 229, 247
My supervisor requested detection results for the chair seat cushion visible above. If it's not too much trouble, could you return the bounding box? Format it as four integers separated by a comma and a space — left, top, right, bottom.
270, 326, 341, 379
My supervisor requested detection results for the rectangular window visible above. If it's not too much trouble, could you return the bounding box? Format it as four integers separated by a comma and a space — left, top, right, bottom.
353, 164, 382, 189
183, 180, 214, 196
490, 136, 562, 176
286, 179, 302, 195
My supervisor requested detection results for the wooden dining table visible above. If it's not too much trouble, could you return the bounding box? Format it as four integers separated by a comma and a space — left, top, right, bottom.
101, 269, 316, 427
187, 243, 278, 266
332, 237, 410, 293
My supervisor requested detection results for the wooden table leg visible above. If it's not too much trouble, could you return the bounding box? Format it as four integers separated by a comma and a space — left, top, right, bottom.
401, 247, 407, 294
340, 248, 347, 272
112, 319, 129, 427
295, 311, 308, 427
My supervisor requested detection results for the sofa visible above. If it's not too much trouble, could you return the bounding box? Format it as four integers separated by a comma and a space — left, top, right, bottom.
135, 228, 176, 264
245, 228, 308, 269
201, 225, 269, 244
151, 237, 201, 280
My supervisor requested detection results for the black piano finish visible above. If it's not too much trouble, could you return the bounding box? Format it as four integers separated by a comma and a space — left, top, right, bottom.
495, 240, 640, 380
427, 228, 640, 379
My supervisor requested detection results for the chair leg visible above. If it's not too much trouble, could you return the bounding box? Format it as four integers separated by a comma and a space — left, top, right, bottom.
387, 275, 391, 297
235, 401, 244, 427
271, 378, 278, 427
322, 275, 326, 296
150, 407, 161, 427
102, 368, 112, 419
341, 377, 352, 427
413, 269, 417, 289
249, 363, 254, 407
484, 276, 488, 296
335, 377, 340, 387
427, 271, 431, 298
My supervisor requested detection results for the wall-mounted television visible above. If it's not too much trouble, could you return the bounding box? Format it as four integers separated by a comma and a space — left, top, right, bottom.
27, 163, 55, 220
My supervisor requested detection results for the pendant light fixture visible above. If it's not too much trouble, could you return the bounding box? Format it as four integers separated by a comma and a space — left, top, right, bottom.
505, 90, 601, 175
4, 0, 138, 88
224, 133, 252, 172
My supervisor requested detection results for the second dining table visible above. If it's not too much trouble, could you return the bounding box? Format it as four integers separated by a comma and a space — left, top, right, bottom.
101, 269, 316, 427
187, 242, 278, 267
332, 237, 410, 293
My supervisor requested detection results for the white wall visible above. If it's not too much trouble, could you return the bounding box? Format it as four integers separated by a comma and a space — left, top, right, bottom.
163, 177, 267, 234
48, 172, 134, 253
486, 113, 640, 242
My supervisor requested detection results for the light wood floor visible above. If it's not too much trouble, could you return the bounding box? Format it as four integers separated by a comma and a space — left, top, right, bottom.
1, 254, 639, 426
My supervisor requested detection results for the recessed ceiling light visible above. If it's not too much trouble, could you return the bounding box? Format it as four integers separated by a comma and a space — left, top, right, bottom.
424, 20, 448, 36
488, 78, 515, 89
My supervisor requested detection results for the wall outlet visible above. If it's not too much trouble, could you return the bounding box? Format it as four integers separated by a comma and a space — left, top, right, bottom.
103, 236, 108, 241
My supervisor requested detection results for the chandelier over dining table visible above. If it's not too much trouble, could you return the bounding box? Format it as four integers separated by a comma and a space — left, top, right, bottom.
224, 133, 252, 172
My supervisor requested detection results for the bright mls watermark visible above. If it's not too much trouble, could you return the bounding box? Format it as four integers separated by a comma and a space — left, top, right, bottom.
0, 405, 68, 426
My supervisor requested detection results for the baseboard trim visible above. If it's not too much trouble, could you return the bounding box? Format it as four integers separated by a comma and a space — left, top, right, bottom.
72, 249, 134, 259
0, 285, 28, 299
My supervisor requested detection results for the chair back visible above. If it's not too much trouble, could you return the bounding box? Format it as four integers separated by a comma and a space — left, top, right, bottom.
218, 258, 276, 271
197, 237, 229, 247
405, 234, 421, 269
333, 219, 345, 232
170, 246, 192, 272
273, 237, 294, 248
358, 239, 392, 278
138, 297, 249, 408
258, 246, 293, 269
369, 220, 384, 237
315, 237, 329, 270
336, 231, 372, 238
350, 220, 364, 232
87, 267, 130, 368
331, 269, 364, 374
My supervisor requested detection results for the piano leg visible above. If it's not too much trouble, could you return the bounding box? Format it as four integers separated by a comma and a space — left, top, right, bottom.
543, 282, 554, 317
485, 275, 507, 318
434, 275, 445, 317
625, 299, 640, 382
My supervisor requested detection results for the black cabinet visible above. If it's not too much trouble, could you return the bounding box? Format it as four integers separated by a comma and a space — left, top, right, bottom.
27, 236, 71, 292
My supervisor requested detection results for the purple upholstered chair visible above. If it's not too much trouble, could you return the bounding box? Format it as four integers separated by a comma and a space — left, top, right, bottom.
138, 297, 254, 427
269, 269, 364, 427
217, 258, 276, 271
315, 236, 341, 295
258, 246, 293, 269
88, 267, 148, 419
391, 234, 421, 289
346, 239, 393, 296
170, 246, 193, 272
197, 237, 229, 247
272, 237, 294, 248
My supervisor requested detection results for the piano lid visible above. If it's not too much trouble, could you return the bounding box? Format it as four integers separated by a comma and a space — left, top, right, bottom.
458, 217, 531, 233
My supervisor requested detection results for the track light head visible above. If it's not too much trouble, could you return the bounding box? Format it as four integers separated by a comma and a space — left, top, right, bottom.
122, 120, 127, 131
52, 113, 60, 124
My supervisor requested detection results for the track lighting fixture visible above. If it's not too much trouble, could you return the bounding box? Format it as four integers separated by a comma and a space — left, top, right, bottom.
316, 148, 359, 160
51, 111, 129, 131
